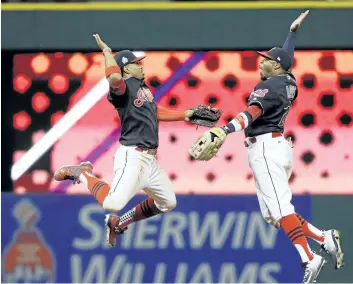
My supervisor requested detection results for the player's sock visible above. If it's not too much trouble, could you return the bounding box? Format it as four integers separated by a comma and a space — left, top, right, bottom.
297, 214, 325, 245
118, 197, 162, 228
79, 171, 110, 205
280, 213, 313, 262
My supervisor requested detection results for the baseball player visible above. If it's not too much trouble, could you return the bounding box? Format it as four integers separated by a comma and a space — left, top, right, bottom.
54, 35, 220, 248
189, 11, 344, 283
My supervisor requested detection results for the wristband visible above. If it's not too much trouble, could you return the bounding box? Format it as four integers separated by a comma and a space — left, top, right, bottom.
102, 47, 112, 55
221, 126, 231, 135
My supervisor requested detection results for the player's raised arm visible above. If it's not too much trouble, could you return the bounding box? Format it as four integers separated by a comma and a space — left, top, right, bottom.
282, 10, 309, 59
93, 34, 126, 95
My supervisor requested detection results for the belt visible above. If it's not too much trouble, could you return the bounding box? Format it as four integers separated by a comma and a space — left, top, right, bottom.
135, 146, 158, 156
244, 132, 282, 147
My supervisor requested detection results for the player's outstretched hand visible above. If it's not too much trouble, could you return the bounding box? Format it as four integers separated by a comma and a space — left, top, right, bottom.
290, 10, 309, 32
93, 34, 111, 52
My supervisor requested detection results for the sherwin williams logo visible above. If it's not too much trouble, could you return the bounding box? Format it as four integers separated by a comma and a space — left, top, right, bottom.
2, 199, 55, 283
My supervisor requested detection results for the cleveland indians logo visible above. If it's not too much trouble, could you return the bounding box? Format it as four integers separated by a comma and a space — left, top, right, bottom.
134, 88, 154, 107
251, 89, 269, 97
2, 199, 55, 283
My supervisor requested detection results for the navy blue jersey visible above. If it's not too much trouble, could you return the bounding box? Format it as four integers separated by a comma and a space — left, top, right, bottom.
245, 74, 298, 137
107, 77, 159, 148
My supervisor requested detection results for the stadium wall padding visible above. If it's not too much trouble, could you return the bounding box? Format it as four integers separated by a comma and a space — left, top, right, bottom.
2, 5, 353, 50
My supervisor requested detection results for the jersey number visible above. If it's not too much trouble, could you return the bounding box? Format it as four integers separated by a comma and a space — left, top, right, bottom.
279, 106, 290, 127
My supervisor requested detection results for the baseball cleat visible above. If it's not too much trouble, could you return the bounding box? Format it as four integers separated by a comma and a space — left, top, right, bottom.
321, 229, 344, 269
54, 161, 93, 183
104, 214, 127, 248
302, 253, 326, 284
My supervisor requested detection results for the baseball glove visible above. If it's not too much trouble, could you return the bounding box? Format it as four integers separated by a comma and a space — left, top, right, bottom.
187, 105, 221, 128
189, 127, 227, 161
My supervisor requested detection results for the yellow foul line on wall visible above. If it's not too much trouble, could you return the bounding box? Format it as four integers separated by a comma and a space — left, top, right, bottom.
2, 1, 353, 11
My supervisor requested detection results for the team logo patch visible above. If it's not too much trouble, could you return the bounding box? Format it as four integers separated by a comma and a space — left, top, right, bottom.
252, 89, 269, 97
122, 57, 128, 64
3, 199, 55, 283
134, 88, 154, 107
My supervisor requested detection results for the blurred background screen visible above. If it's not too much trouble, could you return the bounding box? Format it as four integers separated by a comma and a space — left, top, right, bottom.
11, 51, 353, 195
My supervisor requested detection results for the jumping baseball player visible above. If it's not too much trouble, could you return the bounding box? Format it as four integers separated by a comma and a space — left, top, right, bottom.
54, 35, 220, 248
189, 11, 344, 283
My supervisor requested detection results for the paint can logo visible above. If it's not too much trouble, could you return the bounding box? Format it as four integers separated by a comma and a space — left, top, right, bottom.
3, 199, 55, 283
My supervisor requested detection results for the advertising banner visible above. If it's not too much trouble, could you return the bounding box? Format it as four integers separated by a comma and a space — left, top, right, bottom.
2, 194, 311, 283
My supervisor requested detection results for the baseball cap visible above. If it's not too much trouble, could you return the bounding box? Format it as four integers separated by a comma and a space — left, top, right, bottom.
114, 50, 146, 69
257, 47, 293, 71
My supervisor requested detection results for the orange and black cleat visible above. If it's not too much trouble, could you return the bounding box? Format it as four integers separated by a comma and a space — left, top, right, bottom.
54, 161, 93, 184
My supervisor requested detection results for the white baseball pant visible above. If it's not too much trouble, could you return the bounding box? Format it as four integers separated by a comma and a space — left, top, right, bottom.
247, 133, 295, 223
103, 145, 176, 212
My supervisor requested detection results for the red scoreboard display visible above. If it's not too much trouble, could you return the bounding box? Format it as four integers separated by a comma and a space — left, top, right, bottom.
12, 51, 353, 194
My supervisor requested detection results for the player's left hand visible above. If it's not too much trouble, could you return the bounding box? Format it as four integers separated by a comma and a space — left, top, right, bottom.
290, 10, 309, 32
93, 34, 111, 52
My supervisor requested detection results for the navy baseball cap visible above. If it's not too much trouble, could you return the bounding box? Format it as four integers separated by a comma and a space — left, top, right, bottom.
257, 47, 293, 71
114, 50, 146, 69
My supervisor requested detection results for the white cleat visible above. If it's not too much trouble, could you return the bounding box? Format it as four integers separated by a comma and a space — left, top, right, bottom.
302, 253, 326, 284
321, 229, 344, 269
